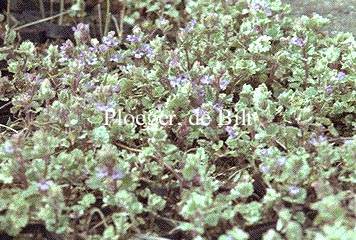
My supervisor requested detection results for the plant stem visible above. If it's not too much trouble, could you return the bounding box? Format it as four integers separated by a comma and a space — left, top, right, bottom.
59, 0, 64, 25
98, 3, 103, 38
0, 124, 18, 133
39, 0, 45, 19
50, 0, 54, 22
104, 0, 111, 36
119, 1, 126, 43
6, 0, 10, 28
12, 10, 73, 31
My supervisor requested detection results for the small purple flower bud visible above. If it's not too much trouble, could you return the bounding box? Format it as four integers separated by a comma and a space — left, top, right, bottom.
142, 44, 154, 59
213, 103, 224, 112
219, 79, 230, 89
158, 18, 169, 25
37, 179, 52, 191
265, 9, 272, 17
290, 37, 307, 47
309, 135, 327, 146
72, 23, 90, 43
99, 44, 109, 53
183, 19, 197, 33
344, 139, 353, 146
96, 167, 108, 179
102, 31, 118, 47
112, 85, 121, 92
337, 71, 346, 81
251, 3, 262, 9
259, 165, 270, 174
169, 59, 180, 68
325, 85, 333, 96
60, 39, 74, 51
156, 103, 163, 110
253, 26, 261, 34
276, 156, 286, 166
95, 103, 114, 112
111, 169, 124, 180
3, 144, 14, 154
134, 51, 144, 59
192, 107, 206, 118
24, 73, 33, 80
189, 19, 197, 26
225, 126, 237, 138
126, 35, 141, 43
110, 54, 122, 62
59, 54, 69, 63
200, 75, 213, 85
87, 56, 98, 65
288, 185, 301, 195
260, 148, 272, 156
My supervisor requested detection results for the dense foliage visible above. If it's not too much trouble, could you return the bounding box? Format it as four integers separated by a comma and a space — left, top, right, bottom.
1, 0, 356, 239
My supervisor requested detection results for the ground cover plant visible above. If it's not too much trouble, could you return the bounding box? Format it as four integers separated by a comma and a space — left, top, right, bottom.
1, 0, 356, 239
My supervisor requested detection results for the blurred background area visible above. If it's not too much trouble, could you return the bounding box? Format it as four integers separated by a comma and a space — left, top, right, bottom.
282, 0, 356, 36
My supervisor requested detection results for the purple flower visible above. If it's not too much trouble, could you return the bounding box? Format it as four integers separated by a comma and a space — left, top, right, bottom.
111, 169, 124, 180
288, 185, 301, 195
251, 3, 262, 9
183, 19, 197, 33
276, 156, 286, 166
253, 26, 262, 34
87, 56, 98, 65
260, 148, 272, 156
24, 73, 33, 79
169, 59, 180, 68
133, 51, 143, 58
158, 18, 169, 25
110, 54, 123, 62
112, 85, 121, 92
96, 167, 108, 179
89, 46, 98, 53
290, 37, 307, 47
325, 85, 333, 96
95, 103, 114, 112
72, 23, 90, 43
168, 74, 189, 88
3, 144, 14, 154
102, 31, 118, 47
37, 179, 52, 191
200, 75, 213, 85
337, 71, 346, 81
99, 44, 109, 53
259, 165, 270, 174
126, 35, 141, 43
251, 1, 269, 10
192, 107, 206, 118
60, 39, 74, 51
156, 103, 163, 110
59, 54, 69, 63
264, 9, 272, 17
189, 19, 197, 26
141, 44, 154, 59
219, 79, 230, 89
309, 135, 327, 146
85, 82, 96, 91
225, 126, 237, 138
344, 139, 353, 146
213, 103, 224, 112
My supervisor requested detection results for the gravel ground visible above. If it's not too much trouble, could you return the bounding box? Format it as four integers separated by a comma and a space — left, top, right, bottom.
282, 0, 356, 36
